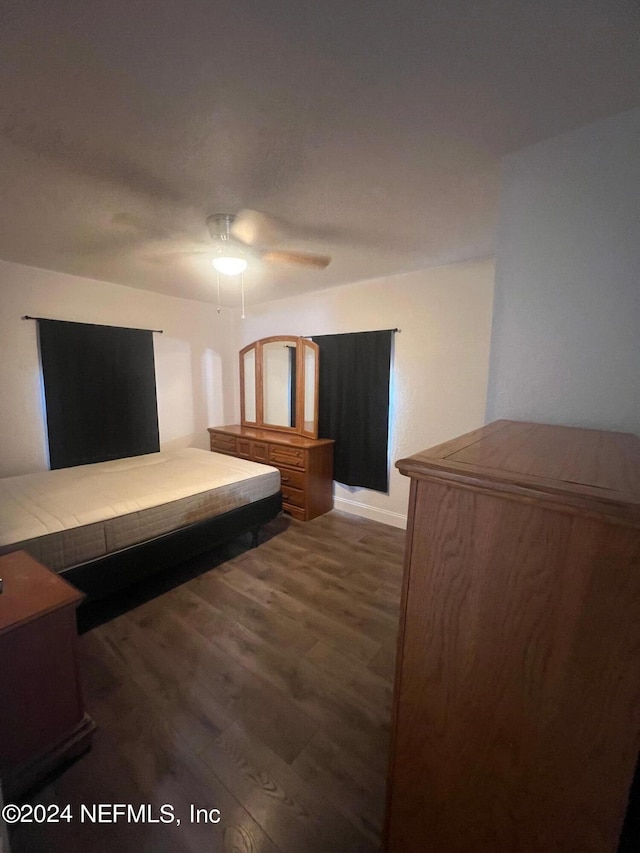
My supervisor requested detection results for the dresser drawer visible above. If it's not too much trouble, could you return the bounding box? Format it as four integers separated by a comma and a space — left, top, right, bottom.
277, 468, 305, 490
269, 445, 305, 469
281, 485, 305, 509
210, 433, 237, 454
284, 504, 306, 522
251, 441, 269, 463
237, 439, 269, 462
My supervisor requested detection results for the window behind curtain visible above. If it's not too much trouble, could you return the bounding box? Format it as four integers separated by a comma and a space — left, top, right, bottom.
37, 319, 160, 469
312, 330, 393, 492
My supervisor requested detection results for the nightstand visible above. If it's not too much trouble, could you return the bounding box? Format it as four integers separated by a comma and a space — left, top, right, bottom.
0, 551, 95, 799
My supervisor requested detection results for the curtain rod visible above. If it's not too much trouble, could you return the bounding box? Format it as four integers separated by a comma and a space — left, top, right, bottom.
22, 316, 163, 334
307, 328, 400, 337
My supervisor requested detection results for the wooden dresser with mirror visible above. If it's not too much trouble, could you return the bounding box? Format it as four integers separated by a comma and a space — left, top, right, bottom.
209, 336, 334, 521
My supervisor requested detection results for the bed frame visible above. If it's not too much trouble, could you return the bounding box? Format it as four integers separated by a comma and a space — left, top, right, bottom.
59, 491, 282, 602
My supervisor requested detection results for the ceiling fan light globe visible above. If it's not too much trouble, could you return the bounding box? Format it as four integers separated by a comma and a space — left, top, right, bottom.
212, 256, 248, 276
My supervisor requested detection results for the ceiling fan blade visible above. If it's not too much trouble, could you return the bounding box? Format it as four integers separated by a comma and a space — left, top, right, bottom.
262, 250, 331, 269
231, 209, 284, 247
145, 249, 211, 265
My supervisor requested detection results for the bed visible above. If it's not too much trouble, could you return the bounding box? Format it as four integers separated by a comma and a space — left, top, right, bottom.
0, 447, 282, 601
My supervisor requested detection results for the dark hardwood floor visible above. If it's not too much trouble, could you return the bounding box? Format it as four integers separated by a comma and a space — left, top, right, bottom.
9, 511, 405, 853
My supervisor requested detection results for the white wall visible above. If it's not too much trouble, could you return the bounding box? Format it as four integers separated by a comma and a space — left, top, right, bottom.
0, 260, 239, 476
486, 107, 640, 433
239, 259, 495, 527
0, 257, 495, 529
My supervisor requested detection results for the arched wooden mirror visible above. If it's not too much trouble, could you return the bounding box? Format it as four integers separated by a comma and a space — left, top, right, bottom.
240, 336, 319, 438
241, 344, 258, 425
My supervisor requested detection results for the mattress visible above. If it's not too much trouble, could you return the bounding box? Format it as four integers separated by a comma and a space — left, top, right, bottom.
0, 448, 280, 571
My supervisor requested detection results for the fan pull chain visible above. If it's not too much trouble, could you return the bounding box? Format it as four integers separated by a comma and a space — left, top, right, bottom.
241, 272, 245, 319
216, 270, 221, 314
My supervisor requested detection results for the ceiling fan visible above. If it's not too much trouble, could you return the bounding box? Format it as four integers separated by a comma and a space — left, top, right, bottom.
206, 210, 331, 275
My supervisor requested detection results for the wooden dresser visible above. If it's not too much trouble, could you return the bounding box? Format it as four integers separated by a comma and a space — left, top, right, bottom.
386, 420, 640, 853
208, 424, 334, 521
0, 551, 95, 798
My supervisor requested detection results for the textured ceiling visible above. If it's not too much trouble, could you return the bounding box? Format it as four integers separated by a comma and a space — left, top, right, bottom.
1, 0, 639, 306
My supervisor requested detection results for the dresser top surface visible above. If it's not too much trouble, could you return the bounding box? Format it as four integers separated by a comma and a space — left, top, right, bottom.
0, 550, 83, 634
209, 424, 334, 448
397, 420, 640, 515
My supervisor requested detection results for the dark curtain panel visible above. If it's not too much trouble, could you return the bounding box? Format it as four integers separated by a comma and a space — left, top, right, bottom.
312, 330, 393, 492
38, 319, 160, 469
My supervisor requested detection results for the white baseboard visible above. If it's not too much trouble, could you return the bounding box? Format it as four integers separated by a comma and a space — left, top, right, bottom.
332, 496, 407, 529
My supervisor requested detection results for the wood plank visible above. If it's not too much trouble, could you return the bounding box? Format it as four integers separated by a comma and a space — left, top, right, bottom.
304, 640, 394, 719
158, 589, 391, 773
122, 599, 318, 766
270, 523, 405, 581
367, 643, 400, 682
9, 728, 158, 853
199, 722, 377, 853
292, 730, 387, 845
84, 624, 234, 757
211, 563, 383, 665
181, 573, 318, 656
88, 675, 282, 853
252, 544, 401, 619
229, 550, 399, 643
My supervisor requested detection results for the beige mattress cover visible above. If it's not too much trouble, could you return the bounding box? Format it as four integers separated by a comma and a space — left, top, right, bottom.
0, 448, 280, 571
